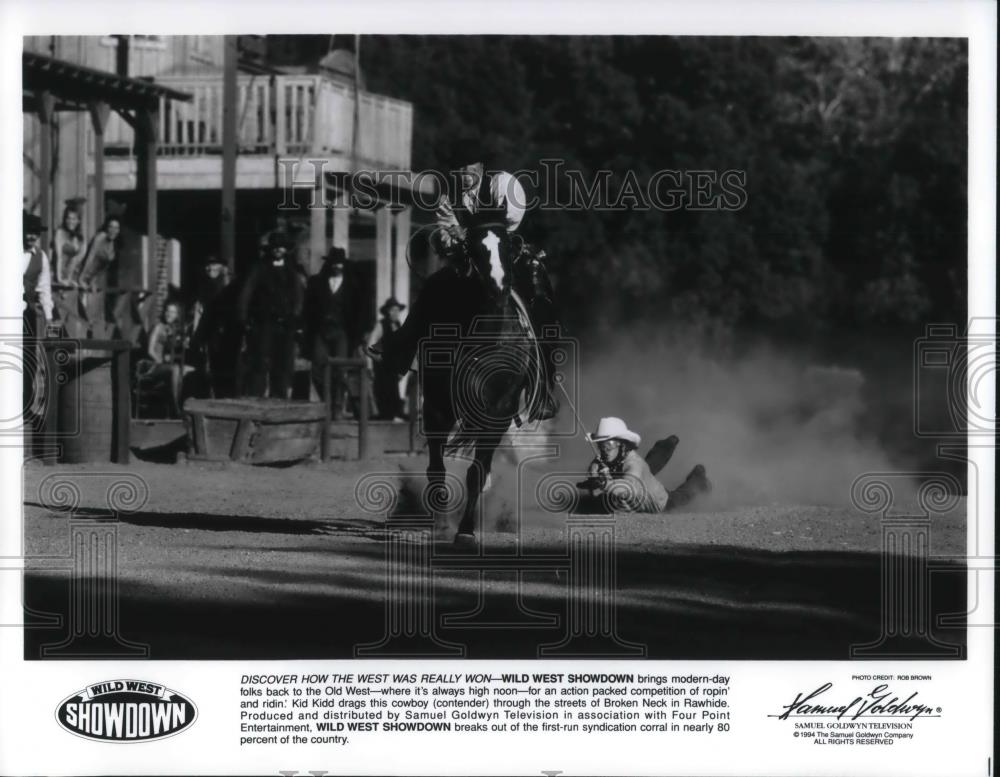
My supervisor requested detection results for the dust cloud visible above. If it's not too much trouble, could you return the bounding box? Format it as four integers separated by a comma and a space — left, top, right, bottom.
399, 327, 918, 534
555, 328, 910, 508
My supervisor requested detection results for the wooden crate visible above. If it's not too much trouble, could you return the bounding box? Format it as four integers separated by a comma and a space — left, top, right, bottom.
325, 418, 422, 460
183, 398, 326, 464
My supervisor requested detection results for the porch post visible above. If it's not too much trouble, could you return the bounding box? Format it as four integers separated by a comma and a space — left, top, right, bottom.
136, 107, 159, 251
331, 188, 350, 254
374, 205, 392, 312
37, 91, 54, 234
136, 106, 159, 327
221, 35, 238, 274
88, 102, 111, 226
392, 205, 411, 308
309, 172, 327, 274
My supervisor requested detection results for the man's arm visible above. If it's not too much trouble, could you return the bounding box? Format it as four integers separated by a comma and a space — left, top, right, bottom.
435, 193, 460, 229
579, 457, 611, 495
621, 453, 670, 511
37, 250, 54, 322
147, 324, 165, 362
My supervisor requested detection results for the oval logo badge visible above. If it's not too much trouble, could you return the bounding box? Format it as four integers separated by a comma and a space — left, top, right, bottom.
55, 680, 198, 743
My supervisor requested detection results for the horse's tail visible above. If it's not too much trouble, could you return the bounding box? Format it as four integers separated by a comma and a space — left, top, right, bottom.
443, 420, 478, 457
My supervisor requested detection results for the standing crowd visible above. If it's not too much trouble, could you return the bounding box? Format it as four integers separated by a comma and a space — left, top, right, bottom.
22, 202, 410, 423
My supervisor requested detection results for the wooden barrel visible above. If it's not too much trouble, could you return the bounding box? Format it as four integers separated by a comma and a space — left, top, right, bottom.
58, 354, 115, 463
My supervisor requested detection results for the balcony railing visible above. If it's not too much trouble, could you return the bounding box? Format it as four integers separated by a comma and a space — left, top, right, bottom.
103, 73, 413, 170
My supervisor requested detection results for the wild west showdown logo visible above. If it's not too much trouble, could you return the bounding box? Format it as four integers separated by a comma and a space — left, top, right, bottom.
55, 680, 198, 742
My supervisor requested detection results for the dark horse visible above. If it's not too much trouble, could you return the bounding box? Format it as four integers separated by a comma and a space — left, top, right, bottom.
419, 222, 540, 545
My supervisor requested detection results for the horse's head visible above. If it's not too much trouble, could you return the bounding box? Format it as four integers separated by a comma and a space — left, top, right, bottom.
465, 220, 513, 301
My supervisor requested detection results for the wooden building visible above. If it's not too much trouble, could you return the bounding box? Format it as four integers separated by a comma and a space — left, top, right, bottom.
23, 35, 427, 325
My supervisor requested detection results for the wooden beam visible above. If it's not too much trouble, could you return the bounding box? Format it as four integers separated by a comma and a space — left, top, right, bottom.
113, 347, 130, 463
37, 91, 54, 236
331, 189, 350, 254
221, 36, 238, 274
375, 205, 392, 313
392, 206, 412, 308
88, 101, 111, 226
136, 107, 159, 316
358, 366, 369, 460
42, 340, 61, 465
309, 174, 327, 275
116, 108, 138, 131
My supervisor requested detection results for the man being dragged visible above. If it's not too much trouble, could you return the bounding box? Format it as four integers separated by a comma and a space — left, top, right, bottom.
578, 417, 712, 513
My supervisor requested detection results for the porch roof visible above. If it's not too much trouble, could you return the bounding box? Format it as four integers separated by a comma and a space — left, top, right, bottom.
22, 51, 192, 112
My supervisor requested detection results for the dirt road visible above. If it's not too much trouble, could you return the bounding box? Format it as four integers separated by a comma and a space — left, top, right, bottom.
21, 459, 967, 660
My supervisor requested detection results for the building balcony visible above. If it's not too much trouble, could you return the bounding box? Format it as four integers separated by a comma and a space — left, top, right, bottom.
99, 72, 414, 190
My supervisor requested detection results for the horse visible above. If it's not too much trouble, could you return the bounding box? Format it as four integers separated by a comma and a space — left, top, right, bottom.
418, 221, 541, 545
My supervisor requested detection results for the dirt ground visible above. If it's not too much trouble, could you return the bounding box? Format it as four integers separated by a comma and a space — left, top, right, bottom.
21, 457, 968, 660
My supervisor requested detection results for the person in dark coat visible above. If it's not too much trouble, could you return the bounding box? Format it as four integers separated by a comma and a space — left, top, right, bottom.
237, 232, 304, 398
190, 256, 240, 398
369, 297, 407, 420
22, 211, 54, 422
303, 247, 361, 419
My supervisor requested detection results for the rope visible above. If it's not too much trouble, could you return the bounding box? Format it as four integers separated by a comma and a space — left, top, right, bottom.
509, 289, 542, 422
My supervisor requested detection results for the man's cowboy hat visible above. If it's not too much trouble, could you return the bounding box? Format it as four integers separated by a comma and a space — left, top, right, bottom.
447, 135, 506, 172
380, 296, 406, 315
446, 137, 485, 171
325, 246, 348, 265
587, 417, 641, 447
23, 212, 46, 234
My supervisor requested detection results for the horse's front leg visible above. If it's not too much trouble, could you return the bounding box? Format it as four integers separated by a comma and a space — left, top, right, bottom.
456, 433, 503, 541
426, 436, 447, 503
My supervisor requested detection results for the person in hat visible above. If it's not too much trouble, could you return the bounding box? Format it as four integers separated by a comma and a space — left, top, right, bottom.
22, 211, 54, 332
368, 297, 407, 420
22, 211, 55, 424
432, 137, 527, 256
581, 417, 712, 513
303, 246, 363, 417
238, 230, 304, 398
190, 255, 239, 398
380, 139, 561, 422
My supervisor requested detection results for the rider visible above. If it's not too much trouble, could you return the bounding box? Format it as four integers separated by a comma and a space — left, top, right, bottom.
581, 417, 712, 513
381, 139, 560, 422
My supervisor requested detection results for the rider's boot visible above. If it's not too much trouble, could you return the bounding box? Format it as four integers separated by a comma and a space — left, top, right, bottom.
645, 435, 679, 477
516, 248, 561, 422
666, 464, 712, 510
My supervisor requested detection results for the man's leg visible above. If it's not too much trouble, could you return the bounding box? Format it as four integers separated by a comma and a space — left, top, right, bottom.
644, 435, 680, 477
666, 465, 712, 510
270, 324, 296, 399
329, 329, 349, 418
244, 325, 269, 398
310, 336, 332, 411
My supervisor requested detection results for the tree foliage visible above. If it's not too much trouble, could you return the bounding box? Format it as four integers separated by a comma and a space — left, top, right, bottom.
362, 36, 967, 334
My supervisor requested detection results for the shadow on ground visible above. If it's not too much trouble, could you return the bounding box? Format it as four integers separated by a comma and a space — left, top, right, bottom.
23, 518, 967, 660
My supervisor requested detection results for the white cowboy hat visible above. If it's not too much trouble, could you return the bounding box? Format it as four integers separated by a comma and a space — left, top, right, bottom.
587, 417, 641, 447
